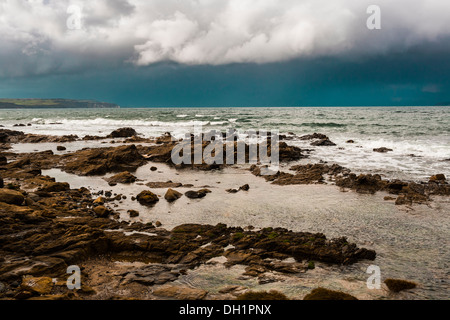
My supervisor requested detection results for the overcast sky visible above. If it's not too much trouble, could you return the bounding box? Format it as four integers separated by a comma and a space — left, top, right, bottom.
1, 0, 449, 106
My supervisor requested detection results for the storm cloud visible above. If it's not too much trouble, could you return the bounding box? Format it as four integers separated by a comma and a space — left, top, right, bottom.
1, 0, 450, 77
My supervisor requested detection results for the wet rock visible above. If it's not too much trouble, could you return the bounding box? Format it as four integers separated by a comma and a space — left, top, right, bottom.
146, 181, 183, 188
94, 205, 110, 218
20, 276, 54, 295
429, 174, 446, 182
226, 184, 250, 193
384, 279, 417, 293
128, 210, 139, 218
311, 138, 336, 146
185, 189, 210, 199
152, 286, 208, 300
299, 133, 328, 140
164, 188, 183, 202
303, 288, 358, 300
62, 145, 146, 176
136, 190, 159, 206
106, 171, 137, 184
278, 142, 306, 161
38, 182, 70, 193
373, 147, 393, 153
237, 290, 288, 300
121, 264, 180, 286
336, 173, 384, 194
93, 196, 106, 204
107, 127, 138, 138
0, 189, 24, 205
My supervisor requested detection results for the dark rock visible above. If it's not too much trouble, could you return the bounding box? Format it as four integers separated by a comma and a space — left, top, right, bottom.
237, 290, 289, 300
106, 171, 137, 184
146, 181, 183, 188
384, 279, 417, 293
185, 189, 210, 199
128, 210, 139, 218
373, 147, 393, 153
165, 188, 183, 202
311, 138, 336, 146
62, 145, 146, 176
94, 205, 110, 218
38, 182, 70, 193
150, 166, 158, 171
56, 146, 66, 151
429, 174, 446, 182
300, 133, 328, 140
107, 127, 138, 138
0, 189, 24, 205
303, 288, 358, 300
136, 190, 159, 206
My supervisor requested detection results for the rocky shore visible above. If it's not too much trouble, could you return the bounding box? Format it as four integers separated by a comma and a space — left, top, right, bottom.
0, 128, 448, 300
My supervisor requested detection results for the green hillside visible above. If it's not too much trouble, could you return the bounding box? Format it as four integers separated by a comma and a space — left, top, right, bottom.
0, 99, 119, 109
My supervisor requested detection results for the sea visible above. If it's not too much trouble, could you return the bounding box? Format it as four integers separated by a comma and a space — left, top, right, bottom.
1, 106, 449, 181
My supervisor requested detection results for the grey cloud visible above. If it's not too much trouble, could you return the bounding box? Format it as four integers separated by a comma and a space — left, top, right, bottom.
0, 0, 449, 77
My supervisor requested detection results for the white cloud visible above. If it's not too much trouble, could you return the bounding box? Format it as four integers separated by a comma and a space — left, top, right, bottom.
0, 0, 450, 76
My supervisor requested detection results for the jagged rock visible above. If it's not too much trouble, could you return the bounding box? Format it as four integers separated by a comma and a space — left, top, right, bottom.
20, 276, 54, 295
152, 286, 208, 300
300, 133, 328, 140
38, 182, 70, 193
62, 145, 146, 176
146, 181, 183, 188
164, 188, 183, 202
106, 171, 137, 184
311, 138, 336, 146
107, 127, 138, 138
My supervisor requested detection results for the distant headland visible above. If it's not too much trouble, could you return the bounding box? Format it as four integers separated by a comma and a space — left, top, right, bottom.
0, 99, 119, 109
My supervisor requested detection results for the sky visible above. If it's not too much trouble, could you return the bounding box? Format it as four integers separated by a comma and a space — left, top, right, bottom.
0, 0, 449, 107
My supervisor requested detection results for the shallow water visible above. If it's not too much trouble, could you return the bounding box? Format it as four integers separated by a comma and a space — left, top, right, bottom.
42, 162, 450, 300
